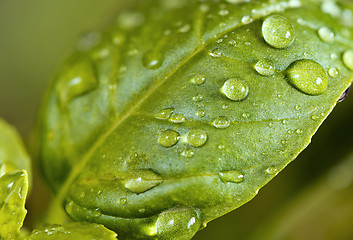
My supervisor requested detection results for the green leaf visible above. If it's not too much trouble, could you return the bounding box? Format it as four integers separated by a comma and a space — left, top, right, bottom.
25, 222, 117, 240
0, 119, 31, 179
38, 0, 353, 239
0, 170, 28, 239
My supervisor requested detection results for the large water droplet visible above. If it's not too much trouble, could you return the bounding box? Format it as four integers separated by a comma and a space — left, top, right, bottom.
212, 116, 230, 129
143, 50, 164, 69
262, 15, 295, 49
254, 59, 275, 76
170, 114, 186, 123
124, 177, 162, 194
221, 78, 249, 101
328, 67, 339, 77
156, 108, 174, 120
156, 208, 200, 239
286, 59, 328, 95
187, 129, 208, 148
191, 74, 206, 86
318, 27, 335, 43
159, 130, 180, 147
57, 60, 98, 106
343, 50, 353, 71
219, 170, 244, 183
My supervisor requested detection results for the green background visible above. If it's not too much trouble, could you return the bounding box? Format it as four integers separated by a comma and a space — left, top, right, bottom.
0, 1, 353, 239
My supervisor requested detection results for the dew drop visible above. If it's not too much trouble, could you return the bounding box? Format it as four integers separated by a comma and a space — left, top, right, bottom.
343, 50, 353, 71
57, 61, 98, 105
143, 50, 164, 69
294, 105, 301, 111
170, 114, 186, 123
156, 108, 174, 120
192, 94, 204, 102
187, 129, 208, 148
212, 116, 230, 129
265, 166, 278, 175
219, 9, 229, 16
191, 74, 206, 86
124, 177, 162, 194
159, 130, 180, 147
311, 114, 319, 120
296, 128, 303, 134
286, 59, 328, 95
262, 15, 295, 49
254, 59, 276, 76
180, 148, 195, 158
221, 78, 249, 101
328, 67, 339, 78
196, 110, 205, 117
219, 170, 244, 183
318, 27, 335, 43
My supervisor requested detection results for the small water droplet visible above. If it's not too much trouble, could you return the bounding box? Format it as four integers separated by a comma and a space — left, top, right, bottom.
191, 74, 206, 86
57, 61, 98, 105
219, 170, 244, 183
156, 108, 174, 120
265, 166, 278, 175
181, 148, 195, 158
219, 9, 229, 16
192, 94, 204, 102
254, 59, 276, 76
178, 24, 191, 33
143, 50, 164, 69
196, 110, 205, 117
262, 15, 295, 49
209, 48, 222, 57
286, 59, 328, 95
311, 114, 319, 120
328, 67, 339, 77
242, 113, 250, 118
218, 144, 225, 150
281, 140, 288, 145
170, 114, 186, 123
241, 15, 252, 24
92, 208, 102, 217
187, 129, 208, 148
212, 116, 230, 129
269, 123, 274, 128
343, 50, 353, 71
287, 130, 294, 134
318, 26, 335, 42
296, 128, 303, 134
159, 130, 180, 147
295, 105, 301, 111
221, 78, 249, 101
282, 120, 287, 125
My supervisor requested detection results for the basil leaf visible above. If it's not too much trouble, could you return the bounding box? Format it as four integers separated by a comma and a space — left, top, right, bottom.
0, 119, 31, 179
0, 170, 28, 239
25, 222, 117, 240
38, 0, 353, 239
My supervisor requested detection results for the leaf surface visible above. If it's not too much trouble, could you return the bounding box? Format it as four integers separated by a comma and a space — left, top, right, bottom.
38, 0, 353, 239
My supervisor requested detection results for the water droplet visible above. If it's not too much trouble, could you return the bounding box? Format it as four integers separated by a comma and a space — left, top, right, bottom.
92, 208, 102, 217
57, 61, 98, 105
124, 170, 162, 194
192, 94, 204, 102
269, 123, 274, 128
311, 114, 319, 120
296, 128, 303, 134
318, 27, 335, 42
221, 78, 249, 101
219, 170, 244, 183
242, 113, 250, 118
156, 208, 200, 239
196, 110, 205, 117
156, 108, 174, 120
328, 67, 339, 77
209, 48, 222, 57
282, 120, 287, 125
286, 59, 328, 95
281, 140, 288, 145
180, 148, 195, 158
212, 116, 230, 129
262, 15, 295, 49
159, 130, 180, 147
77, 31, 101, 52
178, 24, 191, 33
295, 105, 301, 111
241, 15, 252, 24
254, 59, 275, 76
219, 9, 229, 16
143, 50, 164, 69
170, 114, 186, 123
218, 144, 225, 150
265, 166, 278, 175
343, 50, 353, 71
187, 129, 208, 148
191, 74, 206, 86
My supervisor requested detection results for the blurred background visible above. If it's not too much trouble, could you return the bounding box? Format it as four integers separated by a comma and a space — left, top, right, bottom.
0, 1, 353, 239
